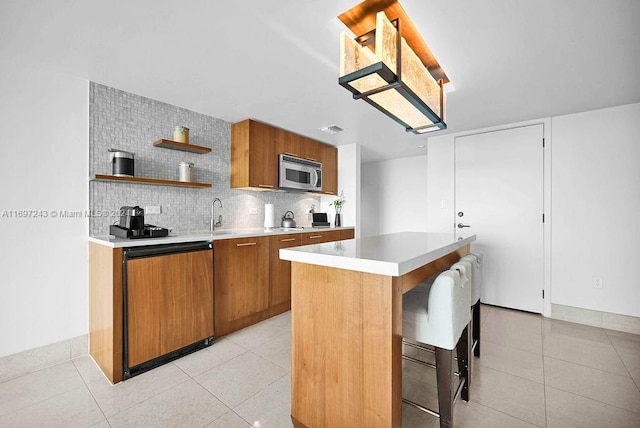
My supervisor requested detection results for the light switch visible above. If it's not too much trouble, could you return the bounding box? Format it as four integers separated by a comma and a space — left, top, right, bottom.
249, 207, 258, 215
440, 199, 448, 209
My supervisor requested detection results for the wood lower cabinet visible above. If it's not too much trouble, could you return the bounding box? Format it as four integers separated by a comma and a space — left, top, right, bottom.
301, 228, 354, 245
214, 229, 355, 337
126, 249, 214, 368
269, 233, 302, 316
89, 242, 214, 384
214, 236, 270, 336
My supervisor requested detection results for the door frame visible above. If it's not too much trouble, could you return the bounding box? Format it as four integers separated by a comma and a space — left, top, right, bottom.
445, 118, 552, 317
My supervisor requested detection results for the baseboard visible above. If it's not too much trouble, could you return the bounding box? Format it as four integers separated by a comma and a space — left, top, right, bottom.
0, 334, 88, 384
551, 304, 640, 335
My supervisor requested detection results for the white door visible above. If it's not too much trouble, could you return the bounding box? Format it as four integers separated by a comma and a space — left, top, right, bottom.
455, 124, 544, 313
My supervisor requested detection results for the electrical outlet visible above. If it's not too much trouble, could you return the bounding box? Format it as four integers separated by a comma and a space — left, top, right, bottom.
145, 206, 161, 214
249, 207, 258, 215
592, 277, 603, 289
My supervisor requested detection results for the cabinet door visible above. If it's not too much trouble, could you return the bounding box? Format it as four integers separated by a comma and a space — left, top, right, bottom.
321, 145, 338, 195
248, 121, 278, 189
127, 250, 214, 367
214, 236, 270, 336
301, 229, 355, 246
270, 233, 302, 316
231, 120, 278, 190
325, 229, 355, 241
276, 128, 302, 158
301, 232, 331, 245
301, 138, 322, 162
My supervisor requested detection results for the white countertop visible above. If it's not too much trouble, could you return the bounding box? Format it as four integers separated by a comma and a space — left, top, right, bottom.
89, 226, 355, 248
279, 232, 476, 277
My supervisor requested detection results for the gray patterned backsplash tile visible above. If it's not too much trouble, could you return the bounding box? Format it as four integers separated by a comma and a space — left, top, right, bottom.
89, 83, 319, 236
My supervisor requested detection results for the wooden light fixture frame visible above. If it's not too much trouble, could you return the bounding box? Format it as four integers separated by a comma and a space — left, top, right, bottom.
338, 0, 448, 133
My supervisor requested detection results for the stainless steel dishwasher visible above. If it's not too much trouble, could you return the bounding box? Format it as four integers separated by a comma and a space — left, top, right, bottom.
122, 241, 214, 379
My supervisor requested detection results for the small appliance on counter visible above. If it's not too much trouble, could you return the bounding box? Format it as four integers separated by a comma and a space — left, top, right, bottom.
109, 206, 170, 239
281, 210, 296, 228
312, 213, 330, 228
108, 148, 135, 177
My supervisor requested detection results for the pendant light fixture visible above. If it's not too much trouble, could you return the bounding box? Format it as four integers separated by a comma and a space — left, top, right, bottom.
338, 0, 448, 134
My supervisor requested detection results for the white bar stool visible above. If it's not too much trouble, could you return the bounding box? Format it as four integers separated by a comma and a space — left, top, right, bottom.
461, 253, 483, 357
402, 269, 472, 428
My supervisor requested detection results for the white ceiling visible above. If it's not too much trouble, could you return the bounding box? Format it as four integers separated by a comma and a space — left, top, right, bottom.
1, 0, 639, 162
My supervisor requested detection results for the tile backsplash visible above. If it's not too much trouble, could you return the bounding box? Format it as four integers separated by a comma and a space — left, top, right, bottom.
89, 83, 319, 236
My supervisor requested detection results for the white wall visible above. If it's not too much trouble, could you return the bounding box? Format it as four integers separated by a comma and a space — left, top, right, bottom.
551, 103, 640, 317
361, 155, 428, 237
321, 144, 361, 236
423, 103, 640, 319
0, 62, 88, 357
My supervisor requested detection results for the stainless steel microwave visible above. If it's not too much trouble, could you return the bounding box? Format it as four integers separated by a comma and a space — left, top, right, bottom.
278, 154, 322, 192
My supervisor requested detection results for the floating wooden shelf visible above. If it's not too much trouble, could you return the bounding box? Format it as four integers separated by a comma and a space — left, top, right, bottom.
338, 0, 449, 83
92, 174, 211, 188
153, 139, 211, 154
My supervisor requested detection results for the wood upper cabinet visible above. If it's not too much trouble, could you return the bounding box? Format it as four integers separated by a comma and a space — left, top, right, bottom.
275, 128, 301, 158
214, 236, 270, 336
300, 138, 322, 162
231, 119, 278, 190
126, 249, 214, 368
321, 144, 338, 195
269, 233, 302, 316
232, 119, 338, 192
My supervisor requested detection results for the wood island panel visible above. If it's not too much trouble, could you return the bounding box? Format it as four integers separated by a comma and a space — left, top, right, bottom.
89, 242, 123, 384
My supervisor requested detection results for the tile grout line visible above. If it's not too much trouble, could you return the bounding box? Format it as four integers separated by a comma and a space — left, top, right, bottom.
604, 329, 640, 393
544, 384, 640, 417
70, 358, 111, 426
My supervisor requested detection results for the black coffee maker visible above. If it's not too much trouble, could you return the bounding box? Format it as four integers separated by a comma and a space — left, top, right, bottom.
109, 205, 169, 239
120, 206, 145, 236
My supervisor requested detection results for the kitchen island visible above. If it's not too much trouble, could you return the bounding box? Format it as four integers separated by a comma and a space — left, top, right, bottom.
280, 232, 476, 428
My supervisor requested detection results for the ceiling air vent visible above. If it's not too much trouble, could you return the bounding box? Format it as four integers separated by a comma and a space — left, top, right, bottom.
319, 125, 344, 135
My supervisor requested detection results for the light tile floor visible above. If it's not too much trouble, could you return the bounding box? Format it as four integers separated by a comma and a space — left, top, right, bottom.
0, 305, 639, 427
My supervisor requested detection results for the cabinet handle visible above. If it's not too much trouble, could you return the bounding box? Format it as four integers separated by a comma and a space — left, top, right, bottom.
323, 191, 333, 194
236, 242, 257, 247
258, 184, 274, 188
309, 235, 322, 239
284, 152, 299, 157
280, 238, 297, 242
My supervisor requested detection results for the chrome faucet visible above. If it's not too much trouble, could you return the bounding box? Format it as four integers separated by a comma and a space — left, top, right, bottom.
211, 198, 222, 231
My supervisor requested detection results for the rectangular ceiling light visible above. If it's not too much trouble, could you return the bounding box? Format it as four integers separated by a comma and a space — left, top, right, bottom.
338, 2, 448, 134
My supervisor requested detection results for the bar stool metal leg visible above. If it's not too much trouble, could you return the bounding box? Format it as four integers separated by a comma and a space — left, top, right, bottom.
435, 347, 454, 428
456, 324, 471, 400
472, 301, 481, 357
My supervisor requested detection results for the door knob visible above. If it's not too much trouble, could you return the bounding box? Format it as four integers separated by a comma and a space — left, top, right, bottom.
457, 223, 471, 229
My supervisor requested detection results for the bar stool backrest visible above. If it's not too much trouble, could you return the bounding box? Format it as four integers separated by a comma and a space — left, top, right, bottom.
461, 253, 483, 304
402, 269, 471, 350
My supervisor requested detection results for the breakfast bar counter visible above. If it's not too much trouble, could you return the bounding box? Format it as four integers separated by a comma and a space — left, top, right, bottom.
280, 232, 476, 427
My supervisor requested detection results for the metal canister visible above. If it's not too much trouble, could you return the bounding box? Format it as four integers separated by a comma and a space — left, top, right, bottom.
173, 126, 189, 144
179, 162, 194, 182
108, 148, 135, 177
